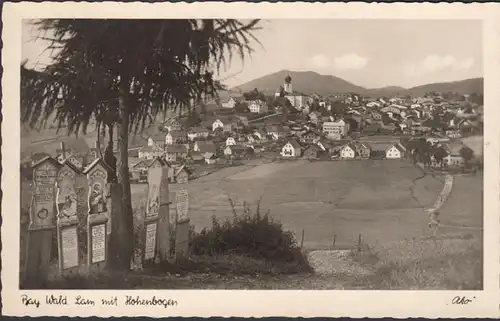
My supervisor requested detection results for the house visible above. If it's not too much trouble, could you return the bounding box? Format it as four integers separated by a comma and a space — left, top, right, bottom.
226, 137, 237, 146
166, 130, 188, 145
322, 120, 350, 139
266, 125, 288, 140
204, 153, 218, 164
236, 115, 249, 126
194, 141, 217, 154
354, 143, 371, 159
340, 144, 357, 159
248, 100, 268, 113
164, 144, 188, 163
385, 143, 406, 159
281, 140, 302, 157
223, 122, 235, 133
443, 143, 465, 167
307, 111, 322, 125
253, 130, 268, 142
148, 133, 166, 147
221, 97, 237, 109
285, 94, 314, 111
299, 130, 321, 144
138, 145, 164, 160
446, 129, 462, 138
303, 144, 320, 159
212, 119, 224, 131
164, 118, 183, 132
187, 126, 210, 141
224, 144, 248, 159
188, 151, 205, 163
173, 165, 189, 184
130, 159, 154, 183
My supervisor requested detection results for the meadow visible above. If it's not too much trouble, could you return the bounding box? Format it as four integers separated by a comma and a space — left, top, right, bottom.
132, 160, 483, 250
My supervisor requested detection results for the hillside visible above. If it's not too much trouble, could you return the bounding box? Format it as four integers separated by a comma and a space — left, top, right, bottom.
232, 70, 365, 96
406, 78, 483, 97
231, 70, 483, 97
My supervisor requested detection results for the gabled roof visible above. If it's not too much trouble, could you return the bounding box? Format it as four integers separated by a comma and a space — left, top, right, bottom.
167, 130, 187, 138
285, 139, 301, 149
196, 140, 217, 154
189, 126, 210, 133
139, 145, 157, 153
386, 143, 406, 153
165, 144, 188, 154
149, 133, 165, 141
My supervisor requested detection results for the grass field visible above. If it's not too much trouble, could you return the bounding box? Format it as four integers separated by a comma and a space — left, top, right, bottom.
132, 160, 483, 250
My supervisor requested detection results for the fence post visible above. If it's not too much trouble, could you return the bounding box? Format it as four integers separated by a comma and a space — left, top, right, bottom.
300, 229, 305, 249
333, 234, 337, 247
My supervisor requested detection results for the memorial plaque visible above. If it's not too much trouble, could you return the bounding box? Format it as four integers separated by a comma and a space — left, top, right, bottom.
176, 188, 189, 222
31, 159, 58, 229
84, 158, 110, 271
60, 226, 79, 269
144, 223, 157, 260
91, 224, 106, 264
56, 163, 78, 222
146, 159, 162, 219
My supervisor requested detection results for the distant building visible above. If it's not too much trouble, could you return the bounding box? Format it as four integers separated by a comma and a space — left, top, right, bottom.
221, 97, 237, 109
248, 100, 269, 113
166, 130, 187, 145
139, 145, 164, 160
281, 140, 302, 157
164, 118, 183, 132
164, 144, 188, 163
187, 127, 210, 141
385, 143, 406, 159
322, 119, 350, 138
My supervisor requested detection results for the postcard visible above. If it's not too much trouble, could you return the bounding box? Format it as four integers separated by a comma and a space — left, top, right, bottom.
2, 1, 500, 317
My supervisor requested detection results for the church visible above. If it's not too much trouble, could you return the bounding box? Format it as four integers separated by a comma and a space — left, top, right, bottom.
274, 75, 313, 113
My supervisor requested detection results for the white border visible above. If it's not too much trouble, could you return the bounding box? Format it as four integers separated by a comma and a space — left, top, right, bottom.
2, 2, 500, 317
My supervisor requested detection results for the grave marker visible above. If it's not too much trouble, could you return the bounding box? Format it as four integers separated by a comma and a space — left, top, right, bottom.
142, 158, 164, 264
25, 156, 59, 284
156, 163, 172, 262
83, 158, 110, 273
175, 187, 190, 259
56, 160, 81, 276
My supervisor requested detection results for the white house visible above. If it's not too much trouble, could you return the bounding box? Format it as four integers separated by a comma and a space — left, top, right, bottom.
340, 144, 356, 159
385, 144, 406, 159
221, 97, 237, 109
166, 130, 187, 145
225, 137, 237, 146
212, 119, 224, 131
187, 127, 210, 141
281, 140, 302, 157
248, 100, 268, 113
366, 101, 381, 108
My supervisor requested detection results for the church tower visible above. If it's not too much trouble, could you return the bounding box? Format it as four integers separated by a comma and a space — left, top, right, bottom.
283, 75, 293, 94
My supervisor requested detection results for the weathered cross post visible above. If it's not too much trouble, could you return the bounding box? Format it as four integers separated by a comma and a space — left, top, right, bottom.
25, 156, 59, 285
175, 187, 190, 260
142, 157, 164, 265
56, 160, 81, 277
83, 158, 110, 274
156, 160, 171, 262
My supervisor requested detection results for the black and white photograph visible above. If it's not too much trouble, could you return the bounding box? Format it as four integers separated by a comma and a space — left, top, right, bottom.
2, 1, 499, 318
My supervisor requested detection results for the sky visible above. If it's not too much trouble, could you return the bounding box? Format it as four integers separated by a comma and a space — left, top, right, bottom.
22, 19, 483, 89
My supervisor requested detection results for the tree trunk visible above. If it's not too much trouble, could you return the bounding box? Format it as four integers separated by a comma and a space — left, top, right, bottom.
109, 80, 134, 271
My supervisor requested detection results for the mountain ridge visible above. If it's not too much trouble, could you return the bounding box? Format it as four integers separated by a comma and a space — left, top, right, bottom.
230, 69, 483, 97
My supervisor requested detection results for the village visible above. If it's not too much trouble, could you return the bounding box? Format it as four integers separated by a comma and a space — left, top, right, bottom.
22, 76, 483, 185
129, 76, 482, 182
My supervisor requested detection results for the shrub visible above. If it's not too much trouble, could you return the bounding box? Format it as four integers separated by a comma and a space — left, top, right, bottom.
187, 198, 312, 272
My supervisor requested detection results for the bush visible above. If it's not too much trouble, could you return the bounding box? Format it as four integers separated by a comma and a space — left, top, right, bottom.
187, 198, 311, 272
